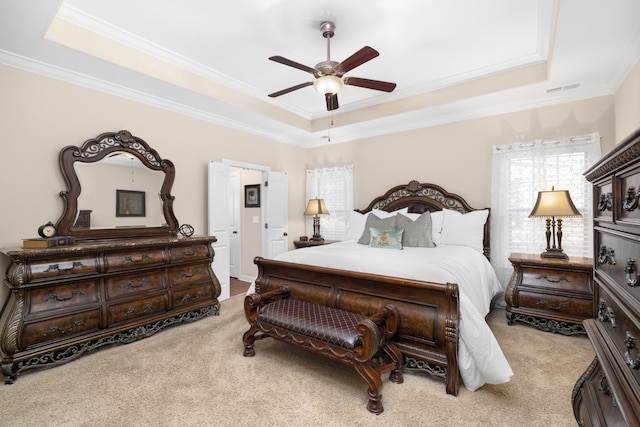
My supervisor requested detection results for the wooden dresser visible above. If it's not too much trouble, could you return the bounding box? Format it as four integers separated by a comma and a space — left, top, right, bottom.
0, 236, 220, 383
572, 128, 640, 426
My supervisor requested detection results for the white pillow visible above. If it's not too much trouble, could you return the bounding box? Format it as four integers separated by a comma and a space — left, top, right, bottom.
440, 209, 489, 252
344, 211, 369, 241
430, 211, 444, 245
372, 207, 409, 218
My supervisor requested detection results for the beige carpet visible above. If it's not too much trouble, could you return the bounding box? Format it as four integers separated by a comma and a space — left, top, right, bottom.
0, 295, 593, 427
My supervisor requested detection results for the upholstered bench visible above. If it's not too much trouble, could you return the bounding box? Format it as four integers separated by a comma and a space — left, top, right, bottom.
242, 285, 403, 414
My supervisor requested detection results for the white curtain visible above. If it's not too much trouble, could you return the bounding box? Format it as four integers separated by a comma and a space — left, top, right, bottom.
306, 165, 354, 240
491, 133, 601, 287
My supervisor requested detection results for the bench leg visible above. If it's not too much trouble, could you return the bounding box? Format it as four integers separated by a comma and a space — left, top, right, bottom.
354, 362, 384, 414
384, 342, 404, 384
242, 324, 259, 357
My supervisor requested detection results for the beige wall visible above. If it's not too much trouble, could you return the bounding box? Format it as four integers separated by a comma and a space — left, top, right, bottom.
614, 58, 640, 144
307, 96, 616, 210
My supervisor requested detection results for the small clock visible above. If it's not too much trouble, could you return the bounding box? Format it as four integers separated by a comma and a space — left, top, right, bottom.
38, 221, 57, 238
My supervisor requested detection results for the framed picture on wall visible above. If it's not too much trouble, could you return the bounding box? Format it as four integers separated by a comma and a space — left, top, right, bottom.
244, 184, 260, 208
116, 189, 146, 217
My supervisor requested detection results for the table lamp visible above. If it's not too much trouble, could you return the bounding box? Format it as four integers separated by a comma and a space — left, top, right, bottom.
304, 199, 330, 241
529, 186, 582, 259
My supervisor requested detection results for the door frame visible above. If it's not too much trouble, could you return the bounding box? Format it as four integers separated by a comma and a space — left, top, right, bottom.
222, 159, 270, 283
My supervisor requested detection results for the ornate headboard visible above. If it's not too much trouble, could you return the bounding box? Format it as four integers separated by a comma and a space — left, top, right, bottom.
357, 180, 491, 259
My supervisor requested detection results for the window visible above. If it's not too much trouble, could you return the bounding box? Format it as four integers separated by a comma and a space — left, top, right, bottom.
306, 165, 354, 240
490, 133, 601, 286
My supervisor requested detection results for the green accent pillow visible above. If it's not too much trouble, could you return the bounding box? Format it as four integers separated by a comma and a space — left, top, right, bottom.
396, 212, 436, 247
357, 214, 398, 245
369, 227, 404, 249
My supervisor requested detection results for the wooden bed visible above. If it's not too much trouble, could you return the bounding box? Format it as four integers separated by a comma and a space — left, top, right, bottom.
253, 181, 497, 396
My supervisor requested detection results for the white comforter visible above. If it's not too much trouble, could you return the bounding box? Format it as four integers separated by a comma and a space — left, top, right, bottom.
248, 240, 513, 391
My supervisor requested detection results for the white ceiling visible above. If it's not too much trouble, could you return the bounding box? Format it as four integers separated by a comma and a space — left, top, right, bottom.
1, 0, 639, 147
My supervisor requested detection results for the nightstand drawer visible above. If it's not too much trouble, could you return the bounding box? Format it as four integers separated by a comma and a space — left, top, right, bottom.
521, 268, 592, 294
517, 290, 592, 318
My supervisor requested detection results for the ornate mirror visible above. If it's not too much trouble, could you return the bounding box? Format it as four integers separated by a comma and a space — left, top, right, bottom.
56, 130, 179, 239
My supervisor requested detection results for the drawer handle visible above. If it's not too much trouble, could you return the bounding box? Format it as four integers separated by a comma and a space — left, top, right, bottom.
43, 320, 86, 337
44, 261, 85, 272
44, 289, 84, 302
537, 274, 568, 284
624, 331, 640, 370
598, 192, 613, 212
623, 186, 639, 211
179, 249, 198, 256
121, 278, 150, 289
625, 258, 639, 287
124, 303, 154, 317
597, 372, 610, 395
536, 300, 567, 311
178, 268, 201, 278
181, 291, 205, 302
598, 245, 616, 265
123, 254, 151, 263
596, 299, 616, 328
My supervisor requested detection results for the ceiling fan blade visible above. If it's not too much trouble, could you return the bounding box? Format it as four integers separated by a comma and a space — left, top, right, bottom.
325, 93, 339, 111
268, 82, 313, 98
334, 46, 379, 74
269, 56, 317, 75
344, 77, 396, 92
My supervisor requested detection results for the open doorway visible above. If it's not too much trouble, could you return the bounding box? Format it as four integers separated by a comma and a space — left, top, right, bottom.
209, 159, 288, 301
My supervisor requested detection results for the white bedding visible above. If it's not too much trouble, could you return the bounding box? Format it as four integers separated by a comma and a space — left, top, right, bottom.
248, 240, 513, 391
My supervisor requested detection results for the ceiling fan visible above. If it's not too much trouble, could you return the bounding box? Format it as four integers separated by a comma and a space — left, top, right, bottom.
268, 21, 397, 111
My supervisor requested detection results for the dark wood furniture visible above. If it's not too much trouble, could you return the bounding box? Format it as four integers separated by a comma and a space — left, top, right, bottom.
572, 128, 640, 425
249, 181, 491, 396
505, 253, 594, 335
0, 130, 221, 383
293, 239, 336, 248
243, 284, 403, 414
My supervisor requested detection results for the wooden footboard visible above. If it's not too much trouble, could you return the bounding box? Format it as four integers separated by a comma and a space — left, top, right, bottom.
253, 256, 461, 395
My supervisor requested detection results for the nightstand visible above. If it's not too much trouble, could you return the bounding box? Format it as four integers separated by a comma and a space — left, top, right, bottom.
504, 253, 594, 335
293, 240, 337, 249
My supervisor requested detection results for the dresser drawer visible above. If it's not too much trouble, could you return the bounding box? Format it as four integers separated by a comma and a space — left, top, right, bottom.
22, 309, 102, 348
107, 294, 168, 325
596, 230, 640, 299
172, 283, 215, 309
26, 281, 100, 315
169, 244, 211, 263
29, 256, 99, 281
517, 290, 593, 318
595, 284, 640, 387
573, 358, 623, 427
520, 267, 592, 294
105, 249, 165, 272
105, 271, 166, 300
169, 264, 211, 287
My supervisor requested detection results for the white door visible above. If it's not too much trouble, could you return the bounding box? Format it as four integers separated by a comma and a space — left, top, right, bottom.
208, 161, 230, 301
264, 171, 288, 259
229, 171, 241, 278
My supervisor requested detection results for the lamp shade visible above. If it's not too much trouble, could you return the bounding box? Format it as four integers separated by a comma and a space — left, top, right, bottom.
529, 188, 582, 218
304, 199, 330, 216
313, 75, 344, 95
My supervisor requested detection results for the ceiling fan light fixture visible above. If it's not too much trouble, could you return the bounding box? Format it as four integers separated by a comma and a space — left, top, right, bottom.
314, 75, 343, 95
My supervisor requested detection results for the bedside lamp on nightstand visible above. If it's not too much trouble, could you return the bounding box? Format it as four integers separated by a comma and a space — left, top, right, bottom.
529, 186, 582, 259
304, 198, 330, 241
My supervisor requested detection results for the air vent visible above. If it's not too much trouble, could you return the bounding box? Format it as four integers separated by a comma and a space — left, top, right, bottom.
546, 83, 581, 94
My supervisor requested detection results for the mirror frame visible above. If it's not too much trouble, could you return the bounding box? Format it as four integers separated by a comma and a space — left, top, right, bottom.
56, 130, 179, 239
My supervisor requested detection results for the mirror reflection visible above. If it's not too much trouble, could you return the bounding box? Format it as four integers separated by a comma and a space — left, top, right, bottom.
74, 154, 165, 230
